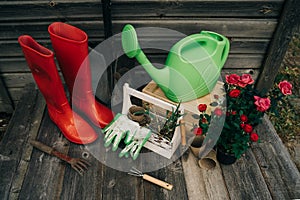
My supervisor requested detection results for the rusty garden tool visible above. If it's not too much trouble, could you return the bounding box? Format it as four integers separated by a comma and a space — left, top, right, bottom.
30, 140, 90, 176
128, 167, 173, 190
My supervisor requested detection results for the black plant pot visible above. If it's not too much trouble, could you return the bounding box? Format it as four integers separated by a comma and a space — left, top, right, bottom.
216, 148, 237, 165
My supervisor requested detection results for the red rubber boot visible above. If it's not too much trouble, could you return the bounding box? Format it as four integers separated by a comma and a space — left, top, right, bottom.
18, 35, 98, 144
48, 22, 114, 128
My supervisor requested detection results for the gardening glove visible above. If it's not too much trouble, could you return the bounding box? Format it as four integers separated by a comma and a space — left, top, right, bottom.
103, 113, 139, 151
119, 126, 152, 160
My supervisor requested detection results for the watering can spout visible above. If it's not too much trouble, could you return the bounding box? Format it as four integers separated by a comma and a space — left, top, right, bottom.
135, 51, 170, 90
121, 24, 169, 90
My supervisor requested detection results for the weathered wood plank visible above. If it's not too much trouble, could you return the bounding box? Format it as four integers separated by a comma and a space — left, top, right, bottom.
0, 58, 29, 73
112, 19, 277, 38
0, 38, 269, 58
0, 60, 261, 89
0, 83, 46, 199
133, 159, 188, 200
18, 111, 69, 199
256, 0, 300, 94
1, 73, 34, 88
111, 0, 284, 18
220, 149, 273, 200
252, 115, 300, 199
0, 76, 14, 113
0, 0, 103, 22
0, 38, 102, 58
102, 166, 142, 200
182, 152, 230, 200
164, 159, 189, 200
60, 143, 104, 199
0, 21, 105, 40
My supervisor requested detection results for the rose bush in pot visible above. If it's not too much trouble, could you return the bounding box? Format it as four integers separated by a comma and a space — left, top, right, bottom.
193, 73, 293, 164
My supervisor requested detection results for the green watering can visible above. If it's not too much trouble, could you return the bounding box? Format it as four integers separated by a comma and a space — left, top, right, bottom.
122, 24, 230, 102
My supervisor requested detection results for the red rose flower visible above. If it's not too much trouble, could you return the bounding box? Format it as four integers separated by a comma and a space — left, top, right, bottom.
238, 74, 254, 88
194, 127, 203, 136
198, 104, 207, 112
228, 89, 241, 98
240, 114, 248, 122
202, 118, 207, 123
243, 124, 253, 133
231, 111, 237, 115
278, 80, 292, 95
225, 74, 240, 85
250, 132, 259, 142
254, 96, 271, 112
240, 123, 245, 129
214, 108, 223, 116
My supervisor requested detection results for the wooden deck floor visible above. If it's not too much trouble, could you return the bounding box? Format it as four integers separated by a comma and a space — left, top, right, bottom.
0, 83, 299, 200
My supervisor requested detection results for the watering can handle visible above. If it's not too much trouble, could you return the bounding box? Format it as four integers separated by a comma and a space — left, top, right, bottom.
200, 31, 230, 68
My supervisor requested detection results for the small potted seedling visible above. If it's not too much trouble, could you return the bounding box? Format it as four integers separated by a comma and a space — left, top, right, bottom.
158, 103, 182, 141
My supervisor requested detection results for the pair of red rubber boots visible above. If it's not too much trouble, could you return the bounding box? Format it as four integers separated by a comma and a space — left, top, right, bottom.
18, 22, 114, 144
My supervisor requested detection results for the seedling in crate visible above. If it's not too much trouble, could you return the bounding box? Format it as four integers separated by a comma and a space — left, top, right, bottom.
159, 103, 183, 141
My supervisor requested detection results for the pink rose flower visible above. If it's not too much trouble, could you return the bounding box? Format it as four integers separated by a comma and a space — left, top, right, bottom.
226, 74, 240, 85
278, 80, 292, 95
238, 74, 254, 88
254, 96, 271, 112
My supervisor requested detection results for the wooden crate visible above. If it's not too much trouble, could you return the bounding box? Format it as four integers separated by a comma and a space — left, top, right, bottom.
142, 80, 225, 130
122, 83, 184, 159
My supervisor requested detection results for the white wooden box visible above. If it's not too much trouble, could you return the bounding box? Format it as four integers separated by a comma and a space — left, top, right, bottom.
122, 83, 184, 159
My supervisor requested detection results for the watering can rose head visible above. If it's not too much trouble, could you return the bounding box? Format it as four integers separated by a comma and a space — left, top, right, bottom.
121, 24, 230, 102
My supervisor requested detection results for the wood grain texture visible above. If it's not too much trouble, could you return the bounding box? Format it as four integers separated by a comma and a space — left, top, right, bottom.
1, 81, 299, 199
111, 0, 284, 18
60, 143, 104, 199
0, 1, 103, 22
220, 150, 272, 200
18, 111, 69, 199
0, 0, 288, 113
0, 21, 104, 42
182, 152, 229, 200
112, 19, 277, 38
0, 84, 45, 199
252, 115, 300, 199
0, 76, 14, 113
256, 0, 300, 94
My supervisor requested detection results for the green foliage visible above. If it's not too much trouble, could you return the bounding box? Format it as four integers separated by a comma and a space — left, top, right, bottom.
217, 73, 292, 159
268, 34, 300, 143
159, 103, 183, 141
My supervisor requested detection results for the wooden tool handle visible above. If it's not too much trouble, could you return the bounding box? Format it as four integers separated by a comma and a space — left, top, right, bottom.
180, 120, 186, 146
142, 174, 173, 190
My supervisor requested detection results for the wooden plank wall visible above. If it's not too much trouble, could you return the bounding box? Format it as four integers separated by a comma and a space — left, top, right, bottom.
0, 0, 286, 112
0, 0, 105, 111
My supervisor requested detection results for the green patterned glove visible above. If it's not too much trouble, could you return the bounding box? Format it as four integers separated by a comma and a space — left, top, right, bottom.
103, 113, 139, 151
119, 126, 152, 160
